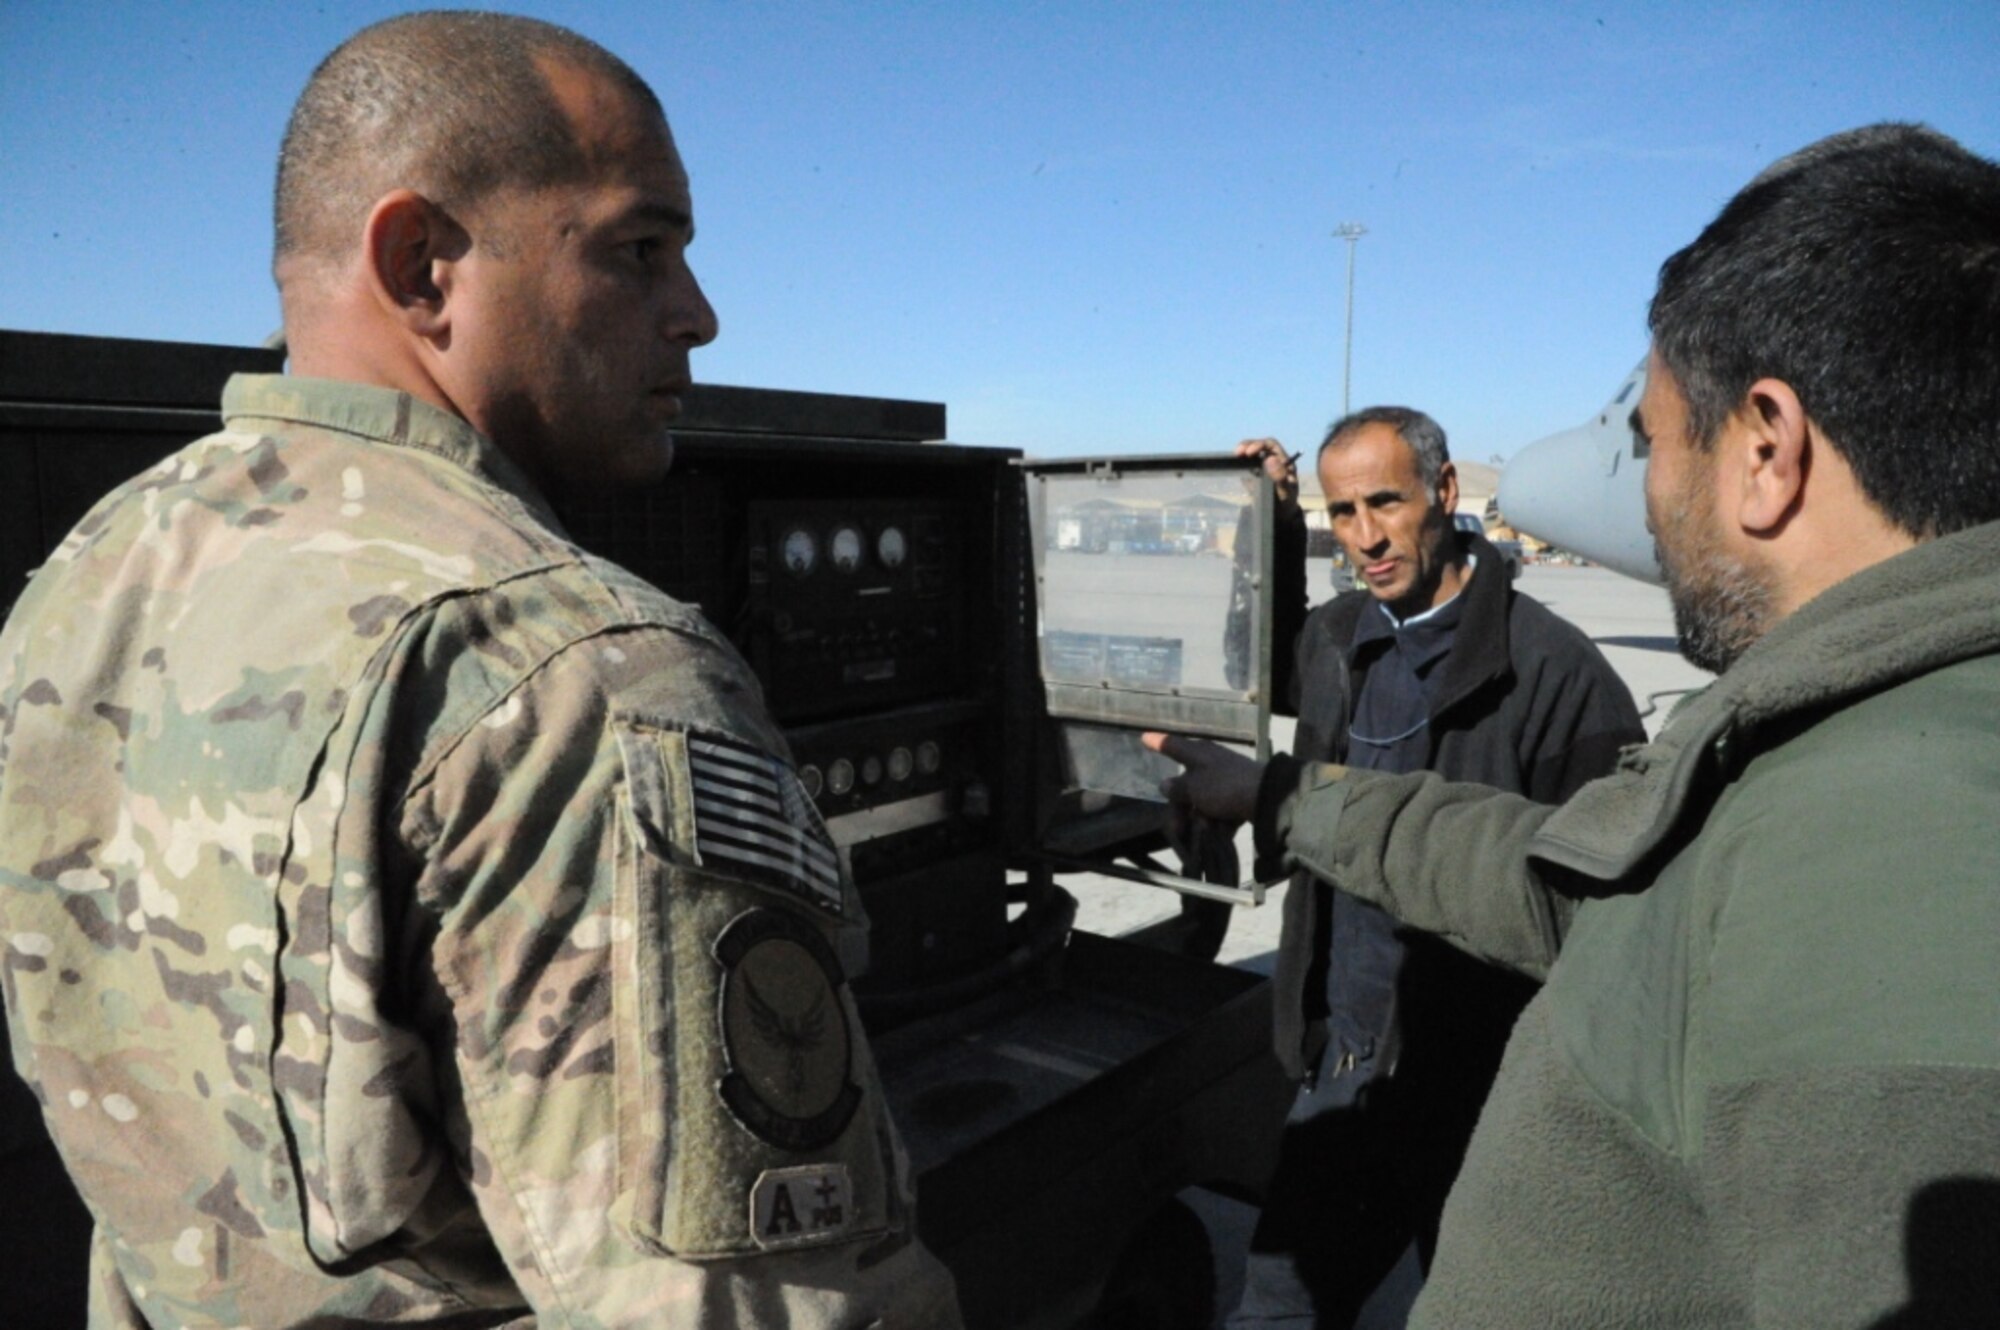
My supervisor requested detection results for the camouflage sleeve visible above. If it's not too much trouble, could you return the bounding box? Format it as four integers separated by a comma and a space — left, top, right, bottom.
398, 625, 961, 1328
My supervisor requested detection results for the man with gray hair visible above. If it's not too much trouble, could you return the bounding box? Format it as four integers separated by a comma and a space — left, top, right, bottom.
1226, 414, 1640, 1327
0, 11, 959, 1327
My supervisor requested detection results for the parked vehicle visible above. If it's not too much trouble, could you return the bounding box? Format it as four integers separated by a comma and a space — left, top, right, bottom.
1454, 513, 1523, 580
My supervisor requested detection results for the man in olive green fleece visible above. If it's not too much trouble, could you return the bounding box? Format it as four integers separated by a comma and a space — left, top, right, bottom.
1148, 123, 2000, 1327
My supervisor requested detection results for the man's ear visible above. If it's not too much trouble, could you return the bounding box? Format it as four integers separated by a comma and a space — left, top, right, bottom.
1734, 378, 1811, 535
361, 190, 465, 341
1434, 460, 1460, 520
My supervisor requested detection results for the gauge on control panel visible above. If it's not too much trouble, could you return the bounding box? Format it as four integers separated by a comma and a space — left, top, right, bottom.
876, 525, 907, 570
798, 764, 824, 799
887, 746, 914, 782
860, 754, 883, 786
916, 740, 942, 774
829, 524, 864, 574
781, 526, 818, 577
827, 758, 855, 796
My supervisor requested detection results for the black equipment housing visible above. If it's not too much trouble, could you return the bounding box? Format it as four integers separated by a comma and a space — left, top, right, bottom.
0, 330, 1290, 1329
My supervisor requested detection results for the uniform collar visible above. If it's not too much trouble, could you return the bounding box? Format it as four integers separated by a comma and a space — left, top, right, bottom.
220, 374, 568, 535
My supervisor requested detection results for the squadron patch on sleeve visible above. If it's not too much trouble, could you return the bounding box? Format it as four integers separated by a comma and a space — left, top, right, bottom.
714, 907, 862, 1152
687, 732, 845, 917
749, 1163, 855, 1250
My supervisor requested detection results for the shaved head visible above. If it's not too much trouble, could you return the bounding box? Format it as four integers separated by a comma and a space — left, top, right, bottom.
274, 10, 661, 278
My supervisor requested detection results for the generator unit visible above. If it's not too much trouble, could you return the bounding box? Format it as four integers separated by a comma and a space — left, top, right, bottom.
0, 330, 1291, 1329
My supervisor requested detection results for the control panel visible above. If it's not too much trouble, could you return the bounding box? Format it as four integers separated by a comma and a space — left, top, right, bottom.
746, 499, 967, 722
546, 397, 1028, 991
789, 699, 990, 876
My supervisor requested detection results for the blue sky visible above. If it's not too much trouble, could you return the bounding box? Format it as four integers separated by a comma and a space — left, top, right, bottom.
4, 2, 1996, 461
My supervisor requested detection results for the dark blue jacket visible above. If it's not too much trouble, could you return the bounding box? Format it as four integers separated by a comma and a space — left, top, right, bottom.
1270, 529, 1645, 1084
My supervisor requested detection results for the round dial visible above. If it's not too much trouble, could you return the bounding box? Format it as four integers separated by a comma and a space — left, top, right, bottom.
887, 746, 914, 782
916, 740, 942, 774
829, 524, 864, 574
781, 527, 818, 577
860, 755, 883, 786
798, 764, 824, 800
827, 758, 855, 796
876, 526, 908, 569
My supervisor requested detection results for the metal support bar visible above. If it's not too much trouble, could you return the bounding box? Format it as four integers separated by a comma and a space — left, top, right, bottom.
1038, 852, 1269, 907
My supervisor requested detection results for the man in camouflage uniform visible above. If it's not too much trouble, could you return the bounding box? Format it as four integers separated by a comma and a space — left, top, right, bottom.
0, 12, 960, 1327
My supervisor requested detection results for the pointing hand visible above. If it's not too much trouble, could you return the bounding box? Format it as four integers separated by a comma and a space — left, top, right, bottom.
1142, 731, 1264, 825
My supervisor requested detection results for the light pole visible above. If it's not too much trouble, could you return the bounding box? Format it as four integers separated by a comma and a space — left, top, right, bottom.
1333, 222, 1366, 414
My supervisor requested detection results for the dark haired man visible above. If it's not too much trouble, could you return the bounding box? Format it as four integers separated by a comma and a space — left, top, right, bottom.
0, 12, 959, 1327
1151, 122, 2000, 1325
1226, 414, 1640, 1329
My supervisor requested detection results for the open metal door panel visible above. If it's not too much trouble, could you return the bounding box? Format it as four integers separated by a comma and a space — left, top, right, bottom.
1018, 453, 1276, 903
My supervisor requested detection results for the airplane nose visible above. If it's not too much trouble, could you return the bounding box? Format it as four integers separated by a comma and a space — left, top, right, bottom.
1497, 426, 1589, 539
1499, 423, 1662, 585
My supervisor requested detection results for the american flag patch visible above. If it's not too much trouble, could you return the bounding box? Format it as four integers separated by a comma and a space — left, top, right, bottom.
687, 734, 845, 916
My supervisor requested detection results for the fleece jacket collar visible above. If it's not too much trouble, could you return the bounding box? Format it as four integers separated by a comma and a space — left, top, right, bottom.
1528, 519, 2000, 885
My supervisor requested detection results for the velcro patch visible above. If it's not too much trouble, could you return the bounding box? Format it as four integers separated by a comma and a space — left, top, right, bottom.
687, 733, 844, 917
716, 907, 862, 1152
749, 1163, 855, 1250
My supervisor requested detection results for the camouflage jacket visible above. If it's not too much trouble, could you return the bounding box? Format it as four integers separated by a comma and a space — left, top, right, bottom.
0, 375, 960, 1328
